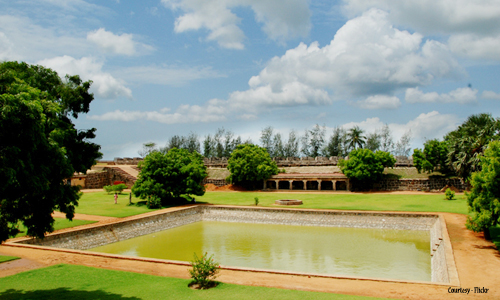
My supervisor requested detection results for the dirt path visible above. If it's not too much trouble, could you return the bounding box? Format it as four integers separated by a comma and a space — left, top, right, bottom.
1, 209, 498, 299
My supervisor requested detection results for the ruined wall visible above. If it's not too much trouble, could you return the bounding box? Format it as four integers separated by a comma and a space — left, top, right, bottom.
202, 178, 227, 187
373, 178, 467, 192
105, 167, 136, 188
85, 171, 110, 189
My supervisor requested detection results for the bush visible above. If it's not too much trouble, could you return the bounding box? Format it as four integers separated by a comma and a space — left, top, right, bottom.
103, 183, 128, 194
254, 197, 259, 206
445, 188, 456, 200
188, 252, 220, 289
227, 144, 278, 189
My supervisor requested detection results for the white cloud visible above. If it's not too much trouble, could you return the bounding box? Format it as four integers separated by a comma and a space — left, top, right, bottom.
342, 1, 500, 60
38, 56, 132, 99
248, 9, 462, 98
117, 65, 223, 86
354, 95, 401, 109
448, 33, 500, 60
341, 111, 459, 146
88, 105, 227, 124
405, 87, 477, 104
482, 90, 500, 100
87, 28, 140, 56
342, 0, 500, 36
0, 32, 19, 61
161, 0, 311, 49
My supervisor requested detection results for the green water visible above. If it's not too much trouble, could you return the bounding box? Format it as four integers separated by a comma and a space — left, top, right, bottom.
90, 221, 431, 281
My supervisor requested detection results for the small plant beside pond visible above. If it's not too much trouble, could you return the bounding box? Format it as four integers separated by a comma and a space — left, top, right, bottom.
445, 188, 456, 200
188, 252, 220, 289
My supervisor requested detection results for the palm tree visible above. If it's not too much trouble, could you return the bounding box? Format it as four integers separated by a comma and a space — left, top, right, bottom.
445, 113, 500, 181
347, 126, 366, 151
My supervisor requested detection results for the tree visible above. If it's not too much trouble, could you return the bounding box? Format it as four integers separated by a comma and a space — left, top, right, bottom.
184, 132, 201, 154
394, 130, 412, 157
346, 126, 366, 151
138, 142, 157, 158
445, 113, 500, 181
301, 124, 326, 157
338, 149, 396, 190
132, 148, 207, 207
379, 124, 394, 153
412, 139, 450, 174
0, 61, 101, 242
283, 130, 299, 157
465, 141, 500, 239
260, 126, 274, 156
272, 133, 285, 157
323, 127, 347, 157
365, 132, 381, 152
227, 144, 278, 189
203, 134, 215, 158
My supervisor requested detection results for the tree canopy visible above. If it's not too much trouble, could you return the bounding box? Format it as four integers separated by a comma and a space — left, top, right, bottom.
0, 61, 101, 242
465, 141, 500, 239
132, 148, 207, 207
227, 144, 278, 188
445, 113, 500, 181
412, 139, 451, 174
346, 126, 366, 151
339, 149, 395, 189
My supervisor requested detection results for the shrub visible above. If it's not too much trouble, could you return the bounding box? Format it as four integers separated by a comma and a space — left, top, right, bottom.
103, 183, 128, 194
189, 252, 220, 289
103, 185, 113, 194
113, 181, 125, 185
445, 188, 456, 200
254, 197, 259, 206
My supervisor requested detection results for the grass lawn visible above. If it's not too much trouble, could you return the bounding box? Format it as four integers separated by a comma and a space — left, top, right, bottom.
75, 192, 163, 217
14, 218, 96, 238
0, 256, 20, 264
197, 191, 469, 215
0, 264, 391, 300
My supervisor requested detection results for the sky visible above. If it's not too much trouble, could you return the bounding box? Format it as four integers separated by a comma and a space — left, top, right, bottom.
1, 0, 500, 159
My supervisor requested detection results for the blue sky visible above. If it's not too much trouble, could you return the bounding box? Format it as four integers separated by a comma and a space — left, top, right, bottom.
2, 0, 500, 159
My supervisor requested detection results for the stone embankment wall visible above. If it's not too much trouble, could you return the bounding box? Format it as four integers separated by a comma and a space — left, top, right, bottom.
373, 178, 467, 192
108, 156, 414, 168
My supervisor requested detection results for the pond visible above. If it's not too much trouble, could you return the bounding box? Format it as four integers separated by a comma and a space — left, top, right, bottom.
89, 220, 431, 281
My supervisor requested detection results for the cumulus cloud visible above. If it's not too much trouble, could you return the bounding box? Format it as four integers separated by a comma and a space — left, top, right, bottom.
87, 28, 149, 56
38, 56, 132, 99
342, 0, 500, 60
341, 111, 459, 146
161, 0, 311, 49
354, 95, 401, 109
248, 9, 462, 98
405, 87, 478, 104
482, 90, 500, 100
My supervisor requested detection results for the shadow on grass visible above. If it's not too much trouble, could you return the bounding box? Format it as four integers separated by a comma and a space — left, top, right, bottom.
0, 288, 141, 300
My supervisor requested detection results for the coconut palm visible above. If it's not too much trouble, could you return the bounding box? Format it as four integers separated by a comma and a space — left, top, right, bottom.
347, 126, 366, 151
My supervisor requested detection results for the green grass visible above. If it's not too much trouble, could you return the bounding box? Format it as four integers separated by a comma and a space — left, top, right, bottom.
197, 192, 469, 214
0, 256, 20, 264
14, 218, 96, 238
0, 264, 391, 300
75, 192, 163, 217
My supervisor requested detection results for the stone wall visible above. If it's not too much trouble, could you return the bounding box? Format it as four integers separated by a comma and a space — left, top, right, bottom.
85, 171, 110, 189
202, 178, 227, 187
105, 167, 136, 188
373, 178, 467, 192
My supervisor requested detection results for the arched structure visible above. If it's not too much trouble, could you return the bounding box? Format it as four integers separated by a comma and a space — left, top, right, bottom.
264, 173, 350, 191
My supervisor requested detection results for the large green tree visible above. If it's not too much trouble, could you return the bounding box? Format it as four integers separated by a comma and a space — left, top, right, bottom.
0, 61, 101, 242
227, 144, 278, 189
445, 113, 500, 181
339, 149, 395, 190
132, 148, 207, 207
413, 139, 451, 174
465, 141, 500, 239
